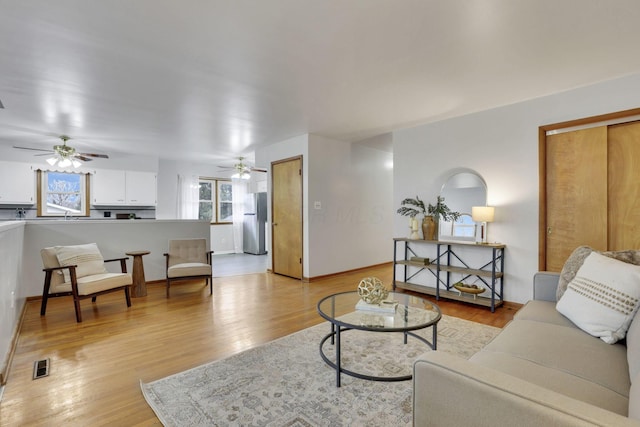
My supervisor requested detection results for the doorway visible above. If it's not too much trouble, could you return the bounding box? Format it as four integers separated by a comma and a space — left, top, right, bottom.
271, 156, 303, 279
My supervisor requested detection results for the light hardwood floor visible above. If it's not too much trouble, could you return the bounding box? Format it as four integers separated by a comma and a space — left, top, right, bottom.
0, 264, 519, 426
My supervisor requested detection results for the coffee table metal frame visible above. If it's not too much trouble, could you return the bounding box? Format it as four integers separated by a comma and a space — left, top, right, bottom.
317, 291, 441, 387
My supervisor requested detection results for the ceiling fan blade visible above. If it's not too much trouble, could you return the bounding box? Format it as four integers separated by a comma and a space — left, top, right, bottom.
250, 167, 267, 173
13, 145, 53, 153
75, 155, 94, 162
34, 152, 55, 157
78, 152, 109, 159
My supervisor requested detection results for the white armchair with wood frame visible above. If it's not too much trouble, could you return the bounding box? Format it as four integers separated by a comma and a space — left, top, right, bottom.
164, 238, 214, 298
40, 243, 132, 323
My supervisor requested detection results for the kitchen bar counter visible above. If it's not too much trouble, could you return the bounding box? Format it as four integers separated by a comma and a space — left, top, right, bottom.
22, 219, 210, 297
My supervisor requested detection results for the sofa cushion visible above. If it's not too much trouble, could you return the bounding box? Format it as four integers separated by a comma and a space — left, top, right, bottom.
167, 262, 211, 278
514, 300, 578, 328
557, 246, 640, 300
630, 372, 640, 421
50, 272, 132, 295
628, 311, 640, 382
471, 351, 629, 416
556, 252, 640, 344
54, 243, 107, 283
470, 318, 630, 415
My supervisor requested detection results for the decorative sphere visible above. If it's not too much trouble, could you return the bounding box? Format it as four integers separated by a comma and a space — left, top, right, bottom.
357, 277, 389, 304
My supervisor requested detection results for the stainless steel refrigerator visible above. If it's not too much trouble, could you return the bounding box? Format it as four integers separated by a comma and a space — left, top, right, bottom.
243, 192, 267, 255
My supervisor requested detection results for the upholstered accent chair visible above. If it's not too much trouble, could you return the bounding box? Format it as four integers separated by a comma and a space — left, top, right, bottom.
40, 243, 132, 323
164, 238, 214, 297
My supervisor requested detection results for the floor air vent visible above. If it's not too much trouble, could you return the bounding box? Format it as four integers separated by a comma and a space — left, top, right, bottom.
33, 359, 50, 379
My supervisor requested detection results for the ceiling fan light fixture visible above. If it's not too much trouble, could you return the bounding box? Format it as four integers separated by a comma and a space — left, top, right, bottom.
72, 159, 82, 168
232, 171, 250, 180
46, 157, 58, 166
58, 158, 72, 168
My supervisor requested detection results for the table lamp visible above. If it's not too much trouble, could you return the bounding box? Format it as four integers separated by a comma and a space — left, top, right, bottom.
472, 206, 495, 244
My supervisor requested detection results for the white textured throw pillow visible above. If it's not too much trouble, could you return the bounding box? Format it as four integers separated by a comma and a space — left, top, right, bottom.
55, 243, 107, 283
557, 251, 640, 344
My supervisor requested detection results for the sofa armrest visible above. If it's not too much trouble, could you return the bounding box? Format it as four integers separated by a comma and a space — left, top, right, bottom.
413, 352, 637, 427
533, 272, 560, 302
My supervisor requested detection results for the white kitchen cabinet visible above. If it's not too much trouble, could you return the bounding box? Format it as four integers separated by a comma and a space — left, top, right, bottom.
93, 169, 126, 205
0, 161, 35, 204
125, 171, 157, 205
92, 169, 156, 206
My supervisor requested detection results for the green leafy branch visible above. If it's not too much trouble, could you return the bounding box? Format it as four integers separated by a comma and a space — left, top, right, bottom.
396, 196, 426, 218
427, 196, 461, 222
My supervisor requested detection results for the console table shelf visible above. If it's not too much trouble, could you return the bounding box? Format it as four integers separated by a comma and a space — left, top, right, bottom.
393, 238, 506, 312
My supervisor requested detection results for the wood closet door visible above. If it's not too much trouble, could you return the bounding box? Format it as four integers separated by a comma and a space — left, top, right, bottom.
271, 157, 303, 279
608, 121, 640, 250
545, 126, 608, 272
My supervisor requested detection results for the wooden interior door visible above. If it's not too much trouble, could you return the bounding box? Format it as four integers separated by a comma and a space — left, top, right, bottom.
545, 126, 608, 271
608, 121, 640, 250
271, 156, 303, 279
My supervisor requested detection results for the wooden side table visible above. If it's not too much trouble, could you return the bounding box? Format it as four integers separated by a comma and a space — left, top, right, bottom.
126, 250, 151, 297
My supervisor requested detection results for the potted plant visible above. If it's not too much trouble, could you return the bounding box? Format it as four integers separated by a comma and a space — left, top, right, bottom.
426, 196, 461, 240
398, 196, 460, 240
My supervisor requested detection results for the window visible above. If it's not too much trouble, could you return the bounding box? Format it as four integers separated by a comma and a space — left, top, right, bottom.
217, 181, 233, 222
37, 170, 89, 217
199, 178, 233, 223
199, 180, 213, 221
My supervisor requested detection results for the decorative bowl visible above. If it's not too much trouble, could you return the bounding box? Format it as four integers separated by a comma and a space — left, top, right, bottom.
453, 283, 485, 295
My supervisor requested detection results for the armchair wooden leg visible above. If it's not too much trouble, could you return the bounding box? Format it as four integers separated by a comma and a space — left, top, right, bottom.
125, 286, 131, 307
166, 279, 170, 298
209, 276, 213, 295
40, 295, 49, 316
41, 271, 53, 316
73, 297, 83, 323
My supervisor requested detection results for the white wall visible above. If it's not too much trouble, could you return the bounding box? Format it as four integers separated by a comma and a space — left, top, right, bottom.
0, 222, 25, 384
211, 224, 235, 254
393, 73, 640, 304
308, 135, 393, 277
256, 133, 393, 279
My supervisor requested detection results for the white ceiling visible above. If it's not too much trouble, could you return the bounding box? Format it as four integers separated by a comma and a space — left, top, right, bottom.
1, 0, 640, 167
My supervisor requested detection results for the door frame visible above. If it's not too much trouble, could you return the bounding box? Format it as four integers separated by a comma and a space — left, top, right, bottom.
270, 155, 304, 279
538, 107, 640, 270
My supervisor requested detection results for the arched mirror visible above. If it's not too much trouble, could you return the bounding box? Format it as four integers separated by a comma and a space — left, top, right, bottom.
438, 171, 487, 241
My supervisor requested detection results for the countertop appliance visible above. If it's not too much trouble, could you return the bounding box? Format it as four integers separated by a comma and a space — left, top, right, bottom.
243, 192, 267, 255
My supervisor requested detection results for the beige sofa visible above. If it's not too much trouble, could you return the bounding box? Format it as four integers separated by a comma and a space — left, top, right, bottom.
413, 271, 640, 426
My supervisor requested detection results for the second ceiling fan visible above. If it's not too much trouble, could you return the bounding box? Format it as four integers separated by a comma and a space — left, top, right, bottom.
218, 157, 266, 179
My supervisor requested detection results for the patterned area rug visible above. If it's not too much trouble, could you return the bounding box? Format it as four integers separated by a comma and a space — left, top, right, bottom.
141, 315, 500, 426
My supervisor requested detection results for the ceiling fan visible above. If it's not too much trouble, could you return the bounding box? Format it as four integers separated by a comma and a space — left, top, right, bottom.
218, 157, 266, 179
13, 135, 109, 168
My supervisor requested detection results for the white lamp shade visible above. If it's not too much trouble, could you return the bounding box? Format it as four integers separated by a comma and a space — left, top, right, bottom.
58, 158, 72, 168
472, 206, 495, 223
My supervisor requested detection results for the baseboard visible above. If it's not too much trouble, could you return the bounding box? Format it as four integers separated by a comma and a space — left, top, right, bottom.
304, 262, 393, 283
0, 299, 28, 386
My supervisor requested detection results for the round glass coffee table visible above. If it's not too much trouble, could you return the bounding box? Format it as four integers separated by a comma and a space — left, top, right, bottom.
317, 291, 441, 387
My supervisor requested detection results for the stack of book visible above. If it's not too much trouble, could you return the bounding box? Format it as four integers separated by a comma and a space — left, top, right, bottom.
355, 299, 398, 313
